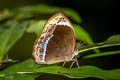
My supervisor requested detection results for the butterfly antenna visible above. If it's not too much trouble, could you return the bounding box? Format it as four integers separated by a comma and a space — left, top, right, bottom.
76, 37, 86, 50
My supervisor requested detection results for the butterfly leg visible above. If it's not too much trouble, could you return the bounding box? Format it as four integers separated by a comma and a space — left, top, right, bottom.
62, 62, 66, 67
69, 59, 76, 68
69, 58, 80, 68
75, 58, 80, 68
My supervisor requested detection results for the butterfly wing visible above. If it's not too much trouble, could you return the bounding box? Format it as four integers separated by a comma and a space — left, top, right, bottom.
33, 12, 76, 64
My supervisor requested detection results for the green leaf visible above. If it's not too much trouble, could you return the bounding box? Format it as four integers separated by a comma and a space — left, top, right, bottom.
61, 8, 82, 23
1, 59, 120, 79
103, 35, 120, 44
78, 35, 120, 59
35, 5, 82, 23
18, 4, 60, 14
0, 21, 29, 61
0, 9, 13, 22
73, 24, 93, 44
27, 20, 47, 35
83, 50, 120, 59
17, 4, 81, 23
0, 73, 35, 80
78, 35, 120, 53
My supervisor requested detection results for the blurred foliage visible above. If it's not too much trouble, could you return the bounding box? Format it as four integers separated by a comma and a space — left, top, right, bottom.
1, 59, 120, 80
0, 21, 29, 61
0, 4, 120, 80
27, 20, 46, 35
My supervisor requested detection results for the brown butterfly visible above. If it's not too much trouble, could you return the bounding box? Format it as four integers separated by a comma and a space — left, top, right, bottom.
32, 12, 79, 68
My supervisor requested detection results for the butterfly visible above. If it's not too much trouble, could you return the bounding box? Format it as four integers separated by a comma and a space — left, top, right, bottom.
32, 12, 79, 68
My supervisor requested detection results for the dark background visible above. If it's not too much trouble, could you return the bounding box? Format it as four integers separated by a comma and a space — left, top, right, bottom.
0, 0, 120, 80
0, 0, 119, 43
